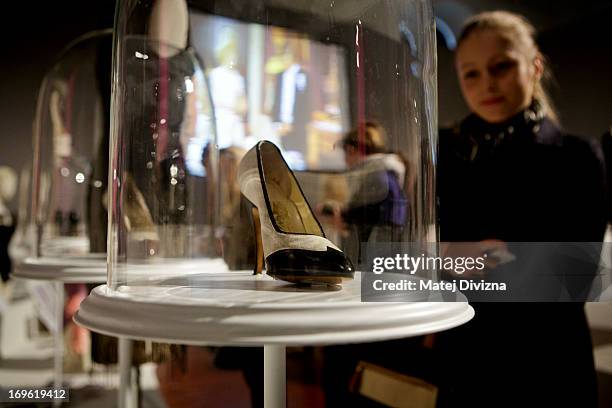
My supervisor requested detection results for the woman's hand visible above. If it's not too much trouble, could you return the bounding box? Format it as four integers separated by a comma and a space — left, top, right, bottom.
315, 201, 347, 235
440, 239, 513, 278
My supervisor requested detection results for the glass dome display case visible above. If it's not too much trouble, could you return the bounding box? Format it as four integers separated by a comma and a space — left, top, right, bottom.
108, 0, 439, 289
11, 31, 116, 394
26, 30, 113, 265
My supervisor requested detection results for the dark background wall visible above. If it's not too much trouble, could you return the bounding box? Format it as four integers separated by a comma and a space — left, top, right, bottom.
0, 1, 115, 211
0, 0, 611, 211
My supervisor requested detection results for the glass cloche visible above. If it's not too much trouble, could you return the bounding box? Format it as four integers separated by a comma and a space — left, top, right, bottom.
8, 163, 32, 265
109, 0, 438, 289
30, 30, 113, 261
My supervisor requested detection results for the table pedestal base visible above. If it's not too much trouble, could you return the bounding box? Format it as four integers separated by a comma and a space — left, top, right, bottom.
118, 338, 139, 408
264, 345, 286, 408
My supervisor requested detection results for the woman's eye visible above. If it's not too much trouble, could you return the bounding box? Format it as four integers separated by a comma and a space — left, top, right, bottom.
489, 61, 516, 76
463, 70, 479, 80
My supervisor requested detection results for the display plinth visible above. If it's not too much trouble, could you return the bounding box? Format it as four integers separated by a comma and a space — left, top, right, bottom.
76, 272, 473, 407
14, 256, 107, 283
13, 255, 107, 407
76, 272, 473, 346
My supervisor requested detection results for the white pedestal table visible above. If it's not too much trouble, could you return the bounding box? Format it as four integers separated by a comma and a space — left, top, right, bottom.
14, 255, 107, 406
75, 271, 474, 408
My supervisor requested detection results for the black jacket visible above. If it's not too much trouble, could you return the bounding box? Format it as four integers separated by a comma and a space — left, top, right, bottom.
435, 109, 606, 407
438, 112, 606, 242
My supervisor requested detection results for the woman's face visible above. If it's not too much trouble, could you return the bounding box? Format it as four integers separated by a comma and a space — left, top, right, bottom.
455, 29, 541, 123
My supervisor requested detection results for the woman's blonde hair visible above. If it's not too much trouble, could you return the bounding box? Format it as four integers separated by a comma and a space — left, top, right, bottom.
457, 11, 559, 123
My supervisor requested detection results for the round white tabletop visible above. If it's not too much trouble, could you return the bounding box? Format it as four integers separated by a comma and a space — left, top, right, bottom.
14, 255, 107, 283
12, 253, 107, 406
75, 271, 473, 408
75, 272, 473, 346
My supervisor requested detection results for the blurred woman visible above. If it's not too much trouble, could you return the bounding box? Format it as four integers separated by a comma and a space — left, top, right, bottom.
338, 122, 408, 261
436, 11, 606, 407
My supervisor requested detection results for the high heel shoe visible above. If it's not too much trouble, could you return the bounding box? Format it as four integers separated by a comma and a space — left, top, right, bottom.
238, 140, 354, 286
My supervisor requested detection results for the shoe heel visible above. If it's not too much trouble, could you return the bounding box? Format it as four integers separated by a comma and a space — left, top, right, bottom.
243, 195, 264, 275
251, 207, 265, 275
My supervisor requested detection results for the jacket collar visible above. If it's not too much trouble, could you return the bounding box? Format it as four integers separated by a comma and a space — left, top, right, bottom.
451, 102, 562, 162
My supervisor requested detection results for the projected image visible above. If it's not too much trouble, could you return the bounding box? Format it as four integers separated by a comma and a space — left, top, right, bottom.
190, 13, 349, 170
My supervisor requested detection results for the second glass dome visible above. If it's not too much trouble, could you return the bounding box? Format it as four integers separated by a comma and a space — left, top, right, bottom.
31, 30, 113, 259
